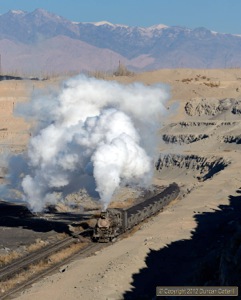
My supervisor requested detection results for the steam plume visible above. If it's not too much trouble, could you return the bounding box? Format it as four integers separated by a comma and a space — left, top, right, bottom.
12, 75, 169, 211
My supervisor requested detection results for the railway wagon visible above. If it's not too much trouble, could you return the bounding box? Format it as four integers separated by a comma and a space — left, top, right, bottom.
93, 182, 180, 242
122, 182, 180, 230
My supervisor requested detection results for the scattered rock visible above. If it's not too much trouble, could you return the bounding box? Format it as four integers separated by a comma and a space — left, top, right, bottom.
59, 265, 68, 273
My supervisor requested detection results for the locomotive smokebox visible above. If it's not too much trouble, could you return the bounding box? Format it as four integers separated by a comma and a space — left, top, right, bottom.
97, 212, 110, 228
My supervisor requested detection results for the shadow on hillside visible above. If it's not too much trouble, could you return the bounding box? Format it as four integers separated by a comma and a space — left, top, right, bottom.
123, 191, 241, 300
0, 201, 90, 234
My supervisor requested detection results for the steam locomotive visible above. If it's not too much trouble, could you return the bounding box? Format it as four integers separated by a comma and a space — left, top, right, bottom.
93, 182, 180, 242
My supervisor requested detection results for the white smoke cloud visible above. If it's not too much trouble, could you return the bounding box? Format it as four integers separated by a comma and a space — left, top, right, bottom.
11, 74, 169, 211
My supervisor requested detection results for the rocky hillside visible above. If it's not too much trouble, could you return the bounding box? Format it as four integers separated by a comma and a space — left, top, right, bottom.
1, 9, 241, 74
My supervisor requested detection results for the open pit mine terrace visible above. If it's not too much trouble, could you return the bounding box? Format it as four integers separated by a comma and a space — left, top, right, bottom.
0, 86, 241, 297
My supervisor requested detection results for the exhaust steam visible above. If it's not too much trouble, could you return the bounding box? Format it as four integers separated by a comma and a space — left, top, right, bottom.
4, 75, 169, 211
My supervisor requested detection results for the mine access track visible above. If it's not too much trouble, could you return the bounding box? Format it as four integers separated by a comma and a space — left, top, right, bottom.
0, 230, 104, 300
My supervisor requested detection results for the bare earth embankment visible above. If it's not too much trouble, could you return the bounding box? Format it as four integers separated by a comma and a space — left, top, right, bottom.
1, 69, 241, 299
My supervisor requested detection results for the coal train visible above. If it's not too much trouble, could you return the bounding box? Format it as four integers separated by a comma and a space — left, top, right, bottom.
93, 182, 180, 242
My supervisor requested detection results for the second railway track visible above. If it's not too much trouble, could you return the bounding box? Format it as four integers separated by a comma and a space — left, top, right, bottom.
0, 229, 106, 300
0, 235, 76, 282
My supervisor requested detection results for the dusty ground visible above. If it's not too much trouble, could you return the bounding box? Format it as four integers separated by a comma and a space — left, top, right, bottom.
0, 69, 241, 299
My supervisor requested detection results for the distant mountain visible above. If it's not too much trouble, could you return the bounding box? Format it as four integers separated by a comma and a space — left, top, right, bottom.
0, 8, 241, 75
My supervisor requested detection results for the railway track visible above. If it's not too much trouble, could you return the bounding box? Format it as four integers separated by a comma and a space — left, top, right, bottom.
0, 184, 180, 299
0, 229, 105, 300
0, 236, 75, 282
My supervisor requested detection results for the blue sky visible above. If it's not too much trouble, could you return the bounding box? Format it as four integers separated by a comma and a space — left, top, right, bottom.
0, 0, 240, 34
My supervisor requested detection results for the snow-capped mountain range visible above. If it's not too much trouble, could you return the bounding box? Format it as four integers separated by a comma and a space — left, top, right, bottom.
0, 8, 241, 75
